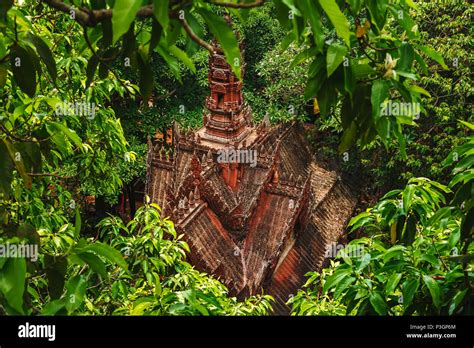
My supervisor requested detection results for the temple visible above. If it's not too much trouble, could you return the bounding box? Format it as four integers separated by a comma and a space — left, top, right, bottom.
145, 39, 357, 314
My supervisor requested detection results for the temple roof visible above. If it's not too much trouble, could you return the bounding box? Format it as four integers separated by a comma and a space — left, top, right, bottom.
146, 121, 357, 313
145, 34, 357, 314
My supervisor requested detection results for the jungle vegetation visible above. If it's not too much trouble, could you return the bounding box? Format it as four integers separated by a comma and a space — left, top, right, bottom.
0, 0, 471, 316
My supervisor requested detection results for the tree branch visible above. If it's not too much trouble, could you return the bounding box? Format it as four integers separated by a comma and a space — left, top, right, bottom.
41, 0, 237, 54
206, 0, 265, 8
179, 17, 215, 53
27, 172, 73, 179
83, 27, 132, 94
0, 124, 32, 142
42, 0, 154, 27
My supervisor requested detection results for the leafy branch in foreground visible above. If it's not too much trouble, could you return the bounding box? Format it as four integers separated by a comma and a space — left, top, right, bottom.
0, 199, 273, 315
290, 122, 473, 316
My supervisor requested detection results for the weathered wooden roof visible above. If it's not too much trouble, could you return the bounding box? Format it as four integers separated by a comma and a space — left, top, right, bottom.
146, 121, 357, 314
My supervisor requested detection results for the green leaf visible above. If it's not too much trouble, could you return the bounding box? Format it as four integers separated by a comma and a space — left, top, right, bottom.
366, 0, 388, 31
392, 80, 412, 103
308, 58, 325, 78
86, 54, 99, 88
49, 122, 83, 149
338, 121, 357, 153
323, 268, 351, 293
82, 242, 128, 271
154, 43, 181, 81
154, 273, 162, 298
389, 6, 418, 40
198, 8, 241, 79
448, 289, 468, 315
15, 142, 42, 173
400, 214, 417, 245
137, 50, 154, 99
153, 0, 169, 31
3, 139, 32, 189
131, 300, 154, 315
77, 252, 107, 278
44, 255, 68, 300
166, 19, 182, 47
348, 211, 372, 230
304, 59, 326, 99
344, 63, 355, 96
396, 70, 417, 80
356, 252, 371, 272
184, 12, 204, 54
369, 292, 388, 315
10, 44, 37, 97
398, 42, 414, 72
0, 140, 14, 195
46, 123, 69, 155
404, 0, 418, 10
326, 44, 348, 77
298, 0, 324, 51
371, 80, 390, 123
74, 209, 81, 238
41, 299, 66, 315
0, 65, 7, 88
65, 275, 87, 313
334, 276, 356, 300
24, 45, 42, 78
422, 275, 441, 309
419, 46, 448, 70
402, 184, 415, 213
168, 302, 186, 315
27, 33, 57, 81
282, 0, 301, 16
421, 254, 439, 267
0, 0, 13, 18
460, 207, 473, 240
414, 52, 428, 75
112, 0, 143, 44
274, 0, 292, 29
150, 19, 163, 51
403, 278, 419, 306
290, 46, 319, 70
352, 63, 376, 79
317, 79, 337, 118
319, 0, 351, 46
347, 0, 362, 13
385, 273, 402, 294
409, 85, 431, 98
0, 257, 26, 314
459, 120, 474, 131
168, 45, 196, 73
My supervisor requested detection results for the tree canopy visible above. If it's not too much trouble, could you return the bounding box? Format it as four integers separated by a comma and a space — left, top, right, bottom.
0, 0, 471, 317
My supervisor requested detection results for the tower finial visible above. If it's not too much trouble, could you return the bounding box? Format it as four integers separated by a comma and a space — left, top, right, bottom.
197, 27, 250, 145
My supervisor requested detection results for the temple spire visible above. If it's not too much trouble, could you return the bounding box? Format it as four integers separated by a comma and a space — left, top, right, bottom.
197, 34, 250, 144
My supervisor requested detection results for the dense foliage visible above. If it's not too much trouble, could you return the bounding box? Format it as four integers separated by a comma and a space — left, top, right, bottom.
290, 123, 473, 315
308, 1, 472, 191
0, 0, 471, 317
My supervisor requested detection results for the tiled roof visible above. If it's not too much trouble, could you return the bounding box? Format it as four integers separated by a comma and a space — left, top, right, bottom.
146, 122, 357, 314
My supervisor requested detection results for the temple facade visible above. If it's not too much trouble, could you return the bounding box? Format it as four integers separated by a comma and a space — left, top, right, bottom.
145, 40, 357, 314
